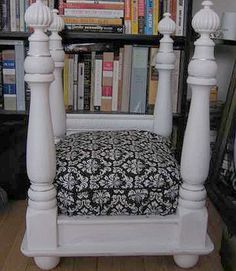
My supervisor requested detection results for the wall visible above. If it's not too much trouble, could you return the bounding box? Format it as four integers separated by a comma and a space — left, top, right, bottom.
192, 0, 236, 101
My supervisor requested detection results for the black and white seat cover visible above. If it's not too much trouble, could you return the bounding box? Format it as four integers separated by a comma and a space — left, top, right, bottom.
55, 130, 181, 216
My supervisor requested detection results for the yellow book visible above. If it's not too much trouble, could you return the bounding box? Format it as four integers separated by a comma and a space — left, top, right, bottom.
131, 0, 138, 34
63, 54, 69, 109
153, 0, 159, 35
63, 17, 123, 26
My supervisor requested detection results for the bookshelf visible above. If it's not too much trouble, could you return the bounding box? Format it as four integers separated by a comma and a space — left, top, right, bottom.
0, 0, 194, 198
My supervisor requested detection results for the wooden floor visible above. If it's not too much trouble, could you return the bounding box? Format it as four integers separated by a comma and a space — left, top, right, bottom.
0, 200, 223, 271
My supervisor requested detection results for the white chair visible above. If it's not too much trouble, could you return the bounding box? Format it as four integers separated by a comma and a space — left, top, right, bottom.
21, 1, 220, 269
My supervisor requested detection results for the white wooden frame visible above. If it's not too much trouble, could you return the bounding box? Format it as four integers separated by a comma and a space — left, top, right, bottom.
21, 1, 220, 270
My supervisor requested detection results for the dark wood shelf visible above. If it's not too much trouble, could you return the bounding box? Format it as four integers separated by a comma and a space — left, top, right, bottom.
61, 32, 186, 47
0, 31, 29, 40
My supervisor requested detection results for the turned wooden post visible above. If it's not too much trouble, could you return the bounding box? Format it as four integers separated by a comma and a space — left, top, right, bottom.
24, 0, 60, 269
153, 13, 176, 137
174, 1, 220, 268
49, 9, 66, 142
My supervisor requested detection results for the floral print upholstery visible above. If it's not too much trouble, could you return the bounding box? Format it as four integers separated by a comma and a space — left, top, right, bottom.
54, 130, 181, 216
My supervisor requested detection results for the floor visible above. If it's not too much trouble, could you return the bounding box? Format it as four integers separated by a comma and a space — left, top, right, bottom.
0, 200, 223, 271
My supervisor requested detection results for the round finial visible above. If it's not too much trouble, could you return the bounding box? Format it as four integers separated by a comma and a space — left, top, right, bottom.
192, 0, 220, 34
25, 0, 52, 29
48, 9, 64, 32
158, 13, 176, 35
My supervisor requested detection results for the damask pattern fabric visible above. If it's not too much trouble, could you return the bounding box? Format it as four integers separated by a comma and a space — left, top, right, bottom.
54, 130, 181, 216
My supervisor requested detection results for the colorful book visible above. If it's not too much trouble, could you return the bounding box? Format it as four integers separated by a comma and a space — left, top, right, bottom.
124, 0, 131, 34
63, 17, 123, 25
65, 24, 124, 33
138, 0, 145, 34
101, 52, 114, 112
145, 0, 153, 35
131, 0, 138, 34
147, 47, 159, 113
2, 50, 17, 111
129, 46, 149, 113
153, 0, 159, 34
83, 54, 92, 111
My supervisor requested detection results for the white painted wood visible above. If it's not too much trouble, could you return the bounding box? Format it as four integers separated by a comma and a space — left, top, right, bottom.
66, 113, 154, 134
175, 1, 220, 267
153, 13, 176, 137
21, 2, 219, 270
24, 1, 59, 269
49, 10, 66, 142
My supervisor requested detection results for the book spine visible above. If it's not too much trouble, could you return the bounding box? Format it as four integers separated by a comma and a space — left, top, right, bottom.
63, 17, 123, 25
15, 0, 20, 31
101, 52, 114, 112
59, 0, 66, 15
130, 46, 149, 113
19, 1, 25, 32
112, 59, 119, 111
153, 0, 159, 34
145, 0, 153, 35
65, 24, 124, 33
0, 52, 3, 109
68, 54, 74, 111
10, 0, 17, 31
63, 54, 69, 109
124, 0, 131, 34
61, 2, 124, 10
83, 54, 92, 111
2, 50, 17, 111
64, 8, 124, 18
117, 47, 123, 112
138, 0, 145, 34
90, 51, 96, 111
15, 43, 26, 111
147, 47, 159, 114
78, 62, 85, 110
170, 0, 177, 23
176, 0, 184, 36
94, 57, 102, 111
121, 45, 132, 112
73, 54, 78, 111
131, 0, 138, 34
171, 50, 180, 113
1, 0, 10, 31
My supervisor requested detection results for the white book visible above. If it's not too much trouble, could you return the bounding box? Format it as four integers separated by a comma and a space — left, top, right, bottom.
112, 60, 119, 111
94, 59, 102, 111
78, 62, 85, 110
176, 0, 185, 36
68, 55, 74, 108
171, 51, 180, 113
73, 54, 78, 111
90, 51, 96, 111
19, 1, 25, 32
10, 0, 17, 31
64, 8, 124, 18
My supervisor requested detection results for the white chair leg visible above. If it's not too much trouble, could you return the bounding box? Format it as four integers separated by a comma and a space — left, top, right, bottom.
34, 257, 60, 270
173, 254, 199, 269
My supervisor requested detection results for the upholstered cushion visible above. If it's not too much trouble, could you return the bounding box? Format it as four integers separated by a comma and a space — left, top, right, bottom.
54, 130, 181, 216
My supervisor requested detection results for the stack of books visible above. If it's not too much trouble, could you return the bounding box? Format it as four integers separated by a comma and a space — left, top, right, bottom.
0, 0, 55, 32
63, 44, 181, 114
59, 0, 186, 35
0, 48, 26, 111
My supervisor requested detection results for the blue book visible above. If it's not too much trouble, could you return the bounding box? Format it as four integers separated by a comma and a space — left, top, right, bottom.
145, 0, 153, 35
129, 46, 149, 113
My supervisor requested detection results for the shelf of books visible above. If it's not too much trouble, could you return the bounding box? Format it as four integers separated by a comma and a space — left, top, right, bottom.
0, 0, 191, 116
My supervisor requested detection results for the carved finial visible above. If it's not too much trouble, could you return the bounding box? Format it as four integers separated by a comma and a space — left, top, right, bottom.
192, 0, 220, 34
158, 13, 176, 35
25, 0, 52, 29
48, 9, 64, 32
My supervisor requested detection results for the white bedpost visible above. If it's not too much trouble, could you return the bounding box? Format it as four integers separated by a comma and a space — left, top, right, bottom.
24, 1, 60, 269
174, 1, 220, 268
49, 9, 66, 142
153, 13, 176, 137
